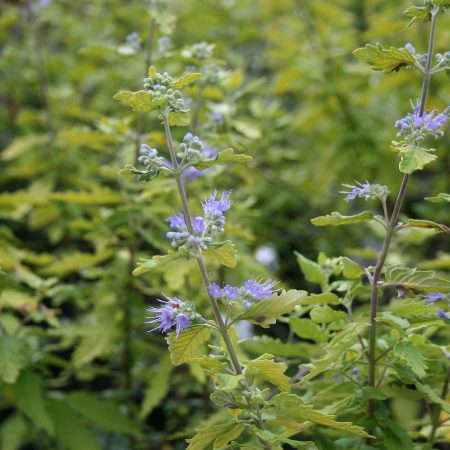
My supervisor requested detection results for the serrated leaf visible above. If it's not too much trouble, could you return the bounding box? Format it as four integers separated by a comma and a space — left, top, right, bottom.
167, 325, 211, 366
434, 0, 450, 6
189, 356, 228, 374
310, 306, 347, 324
204, 241, 237, 268
290, 317, 328, 343
404, 5, 433, 23
389, 299, 439, 319
195, 148, 253, 169
311, 211, 373, 227
390, 142, 437, 174
393, 343, 427, 378
379, 312, 410, 330
381, 417, 413, 450
265, 393, 371, 438
66, 392, 138, 435
168, 110, 191, 126
238, 289, 307, 327
51, 191, 122, 205
415, 382, 450, 413
340, 257, 365, 279
299, 323, 368, 383
46, 399, 101, 450
384, 266, 450, 293
186, 422, 246, 450
113, 90, 165, 112
246, 354, 290, 392
295, 251, 327, 287
253, 429, 318, 449
0, 335, 27, 384
425, 193, 450, 203
171, 72, 202, 89
133, 250, 183, 276
353, 44, 415, 73
12, 372, 53, 434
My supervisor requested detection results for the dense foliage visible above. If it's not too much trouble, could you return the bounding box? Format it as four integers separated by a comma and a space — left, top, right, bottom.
0, 0, 449, 449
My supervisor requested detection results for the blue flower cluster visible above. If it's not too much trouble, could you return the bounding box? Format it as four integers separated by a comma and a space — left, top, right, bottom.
146, 296, 193, 336
208, 277, 279, 307
166, 191, 232, 250
395, 100, 449, 142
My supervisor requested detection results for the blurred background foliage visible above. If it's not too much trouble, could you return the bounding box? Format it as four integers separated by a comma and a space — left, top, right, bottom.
0, 0, 449, 449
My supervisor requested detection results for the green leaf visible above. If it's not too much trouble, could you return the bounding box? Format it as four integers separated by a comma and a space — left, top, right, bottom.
425, 193, 450, 203
1, 414, 27, 450
186, 422, 246, 450
390, 141, 437, 174
132, 250, 183, 276
46, 398, 101, 450
239, 335, 310, 358
171, 72, 202, 89
12, 372, 53, 434
340, 257, 365, 279
295, 251, 327, 288
299, 323, 368, 383
290, 317, 328, 343
265, 393, 371, 438
167, 325, 211, 366
195, 148, 252, 169
140, 354, 173, 418
204, 241, 237, 268
246, 354, 290, 392
300, 292, 341, 306
0, 335, 27, 384
215, 373, 244, 390
393, 343, 427, 378
434, 0, 450, 7
381, 417, 413, 450
113, 90, 165, 112
399, 219, 449, 234
353, 44, 415, 73
310, 306, 347, 324
384, 266, 450, 293
415, 382, 450, 414
168, 110, 191, 126
311, 211, 373, 227
66, 391, 138, 434
189, 356, 228, 374
389, 299, 439, 319
404, 5, 433, 23
238, 289, 307, 327
378, 312, 410, 330
253, 429, 318, 449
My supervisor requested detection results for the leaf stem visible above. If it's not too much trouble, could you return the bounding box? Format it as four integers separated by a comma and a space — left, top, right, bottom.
367, 7, 439, 420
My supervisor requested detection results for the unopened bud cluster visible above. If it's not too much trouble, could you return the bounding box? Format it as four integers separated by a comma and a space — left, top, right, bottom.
177, 133, 204, 164
143, 71, 187, 113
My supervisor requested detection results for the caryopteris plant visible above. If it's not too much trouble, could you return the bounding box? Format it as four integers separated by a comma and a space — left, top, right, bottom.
115, 1, 450, 448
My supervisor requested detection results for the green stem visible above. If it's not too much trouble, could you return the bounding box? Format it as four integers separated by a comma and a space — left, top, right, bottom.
367, 7, 439, 420
162, 112, 270, 448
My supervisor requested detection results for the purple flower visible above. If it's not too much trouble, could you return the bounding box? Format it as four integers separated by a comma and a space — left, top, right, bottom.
340, 181, 371, 201
223, 284, 240, 300
202, 191, 232, 215
211, 112, 223, 125
146, 297, 191, 336
423, 292, 445, 303
208, 283, 222, 299
192, 216, 205, 234
243, 277, 278, 300
351, 368, 360, 376
168, 213, 186, 230
395, 100, 449, 141
437, 309, 450, 320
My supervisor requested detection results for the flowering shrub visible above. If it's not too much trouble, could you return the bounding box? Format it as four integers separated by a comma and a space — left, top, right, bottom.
0, 0, 449, 449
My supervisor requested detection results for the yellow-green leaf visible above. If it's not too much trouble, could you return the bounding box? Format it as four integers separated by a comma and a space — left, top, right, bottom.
399, 219, 449, 234
339, 257, 365, 279
167, 110, 191, 126
425, 193, 450, 203
246, 354, 290, 392
238, 289, 307, 327
311, 211, 373, 227
289, 317, 328, 343
167, 325, 211, 366
0, 336, 27, 384
390, 142, 437, 174
204, 241, 237, 268
384, 266, 450, 293
113, 90, 165, 112
295, 251, 327, 288
132, 250, 184, 276
353, 44, 415, 73
171, 72, 202, 89
394, 343, 427, 379
310, 306, 347, 324
186, 422, 246, 450
265, 393, 371, 438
